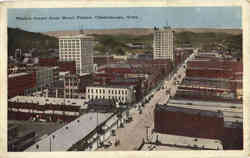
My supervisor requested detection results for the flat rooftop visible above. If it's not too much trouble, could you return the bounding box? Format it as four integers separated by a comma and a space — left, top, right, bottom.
140, 144, 192, 151
184, 77, 231, 82
87, 99, 116, 106
25, 112, 113, 151
169, 99, 242, 109
8, 72, 29, 78
155, 104, 223, 118
180, 78, 232, 90
87, 85, 134, 89
9, 96, 88, 107
224, 121, 243, 129
98, 63, 132, 70
187, 67, 226, 71
168, 99, 243, 123
149, 133, 223, 150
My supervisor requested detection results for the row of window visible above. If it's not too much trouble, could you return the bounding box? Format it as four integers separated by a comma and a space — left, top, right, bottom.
87, 88, 128, 95
60, 55, 80, 58
60, 48, 81, 51
88, 95, 128, 102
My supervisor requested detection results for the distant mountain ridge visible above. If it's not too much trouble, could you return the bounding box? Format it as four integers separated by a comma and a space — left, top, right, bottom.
8, 27, 58, 56
43, 28, 242, 38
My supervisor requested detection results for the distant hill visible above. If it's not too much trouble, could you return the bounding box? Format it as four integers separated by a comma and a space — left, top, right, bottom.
8, 27, 242, 58
8, 27, 57, 57
43, 28, 242, 38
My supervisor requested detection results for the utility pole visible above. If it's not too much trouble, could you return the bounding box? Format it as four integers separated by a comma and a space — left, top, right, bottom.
49, 137, 51, 152
96, 111, 99, 148
145, 126, 150, 142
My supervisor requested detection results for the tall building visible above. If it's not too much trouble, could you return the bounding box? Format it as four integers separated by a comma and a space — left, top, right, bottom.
153, 26, 174, 61
59, 34, 94, 74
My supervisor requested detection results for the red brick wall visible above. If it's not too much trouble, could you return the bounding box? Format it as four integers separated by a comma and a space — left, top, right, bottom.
223, 126, 243, 150
154, 109, 224, 140
8, 72, 36, 98
186, 69, 232, 79
38, 58, 58, 66
58, 61, 76, 74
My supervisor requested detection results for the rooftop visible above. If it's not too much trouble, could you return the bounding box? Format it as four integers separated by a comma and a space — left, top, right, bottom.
168, 99, 243, 123
8, 72, 29, 78
169, 99, 242, 108
184, 77, 231, 82
87, 85, 134, 89
148, 133, 223, 150
140, 144, 192, 151
155, 104, 223, 118
87, 99, 116, 107
224, 121, 243, 129
179, 78, 232, 90
9, 96, 88, 107
25, 112, 113, 151
98, 63, 132, 70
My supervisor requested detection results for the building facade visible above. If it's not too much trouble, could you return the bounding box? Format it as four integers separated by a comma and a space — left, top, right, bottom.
35, 67, 55, 91
8, 72, 36, 98
153, 27, 174, 61
64, 73, 80, 98
86, 86, 135, 104
59, 34, 94, 74
154, 104, 224, 140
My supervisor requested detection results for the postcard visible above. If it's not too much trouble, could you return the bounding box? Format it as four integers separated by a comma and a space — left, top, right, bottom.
0, 0, 249, 158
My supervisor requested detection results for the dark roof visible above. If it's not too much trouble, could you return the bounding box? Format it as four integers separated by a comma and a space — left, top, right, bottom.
87, 99, 116, 107
224, 121, 243, 129
111, 78, 137, 83
155, 104, 223, 118
88, 85, 133, 89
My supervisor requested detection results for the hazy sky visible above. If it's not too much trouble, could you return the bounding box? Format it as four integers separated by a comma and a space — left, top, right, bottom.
8, 7, 241, 32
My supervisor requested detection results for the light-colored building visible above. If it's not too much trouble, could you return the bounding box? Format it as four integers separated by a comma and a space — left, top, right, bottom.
64, 73, 80, 98
59, 34, 95, 74
153, 26, 174, 60
86, 85, 135, 104
35, 66, 55, 91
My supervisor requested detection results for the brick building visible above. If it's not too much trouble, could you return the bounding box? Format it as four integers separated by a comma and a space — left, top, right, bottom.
38, 57, 58, 67
58, 61, 76, 74
154, 104, 224, 140
8, 72, 36, 98
222, 122, 243, 149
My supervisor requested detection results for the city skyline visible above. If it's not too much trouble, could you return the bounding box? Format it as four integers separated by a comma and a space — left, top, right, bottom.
8, 7, 241, 32
7, 6, 243, 152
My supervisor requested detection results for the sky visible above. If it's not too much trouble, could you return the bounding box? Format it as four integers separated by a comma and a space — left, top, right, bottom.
8, 7, 242, 32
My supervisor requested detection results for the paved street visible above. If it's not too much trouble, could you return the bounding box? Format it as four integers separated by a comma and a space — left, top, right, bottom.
97, 51, 197, 151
